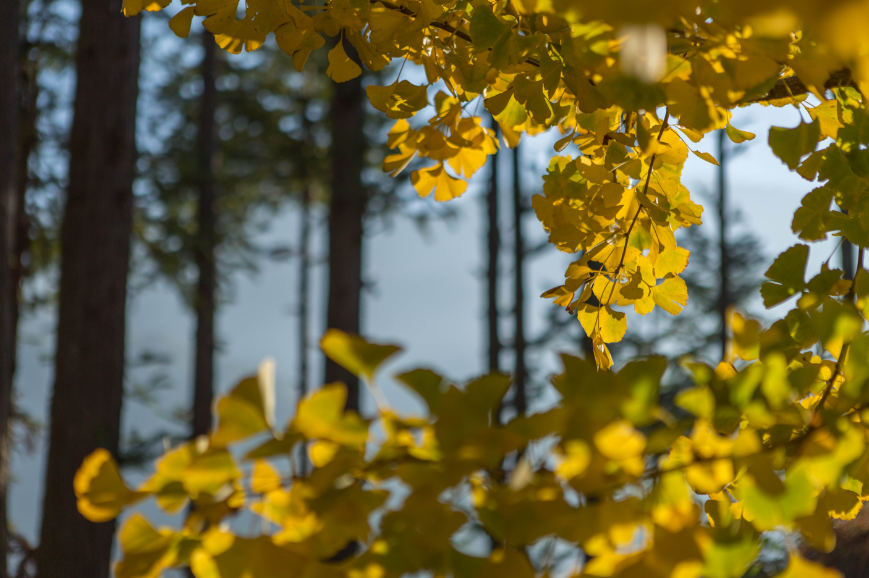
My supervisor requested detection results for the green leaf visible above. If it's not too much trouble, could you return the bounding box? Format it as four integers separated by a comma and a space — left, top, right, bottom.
769, 118, 821, 170
320, 329, 401, 381
468, 6, 510, 52
760, 244, 809, 307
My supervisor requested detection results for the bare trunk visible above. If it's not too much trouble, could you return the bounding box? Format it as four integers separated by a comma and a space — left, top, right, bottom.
36, 0, 140, 576
11, 38, 39, 386
0, 0, 20, 573
487, 125, 501, 375
297, 181, 311, 475
325, 38, 365, 413
512, 146, 526, 416
191, 33, 218, 439
717, 129, 730, 361
843, 239, 855, 280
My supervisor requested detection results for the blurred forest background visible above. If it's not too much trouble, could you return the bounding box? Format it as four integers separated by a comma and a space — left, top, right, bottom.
0, 0, 855, 576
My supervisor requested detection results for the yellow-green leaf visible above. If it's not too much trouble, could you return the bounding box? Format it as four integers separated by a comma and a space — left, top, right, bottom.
326, 40, 362, 83
75, 449, 145, 522
320, 329, 401, 381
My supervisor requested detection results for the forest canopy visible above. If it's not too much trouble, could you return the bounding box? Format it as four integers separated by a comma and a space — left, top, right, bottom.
63, 0, 869, 577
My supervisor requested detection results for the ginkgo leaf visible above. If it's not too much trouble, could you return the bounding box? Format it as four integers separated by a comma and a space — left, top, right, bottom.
760, 244, 808, 307
211, 359, 276, 448
654, 247, 690, 277
122, 0, 169, 17
326, 39, 362, 83
691, 149, 719, 165
769, 118, 821, 170
168, 7, 196, 38
292, 384, 369, 448
275, 23, 325, 72
320, 329, 401, 381
75, 449, 145, 522
366, 80, 428, 119
411, 164, 468, 201
652, 276, 688, 314
725, 123, 755, 143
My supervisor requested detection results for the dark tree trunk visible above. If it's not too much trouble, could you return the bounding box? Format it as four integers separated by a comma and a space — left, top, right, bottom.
324, 37, 365, 413
36, 0, 140, 576
191, 32, 218, 439
297, 179, 311, 475
11, 37, 39, 386
843, 239, 855, 280
717, 129, 730, 361
512, 146, 526, 416
487, 125, 502, 375
0, 0, 20, 573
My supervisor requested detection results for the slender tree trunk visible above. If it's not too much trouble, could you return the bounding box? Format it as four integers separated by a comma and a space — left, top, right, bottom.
843, 238, 855, 280
325, 38, 365, 413
512, 146, 526, 416
717, 129, 730, 361
487, 125, 502, 374
36, 0, 140, 576
191, 32, 218, 439
297, 91, 314, 475
11, 41, 39, 386
0, 0, 20, 574
297, 181, 311, 474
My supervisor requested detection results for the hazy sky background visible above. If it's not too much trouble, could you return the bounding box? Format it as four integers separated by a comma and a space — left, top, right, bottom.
8, 13, 842, 551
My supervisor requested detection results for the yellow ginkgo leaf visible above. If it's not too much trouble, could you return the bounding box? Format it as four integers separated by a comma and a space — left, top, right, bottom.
75, 449, 145, 522
292, 384, 369, 448
168, 7, 196, 38
326, 40, 362, 83
652, 275, 688, 315
320, 329, 401, 381
366, 80, 429, 119
410, 163, 469, 201
121, 0, 169, 17
275, 23, 325, 73
211, 358, 276, 448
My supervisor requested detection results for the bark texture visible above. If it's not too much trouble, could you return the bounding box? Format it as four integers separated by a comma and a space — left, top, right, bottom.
191, 33, 218, 439
0, 0, 20, 573
325, 37, 365, 413
36, 1, 140, 576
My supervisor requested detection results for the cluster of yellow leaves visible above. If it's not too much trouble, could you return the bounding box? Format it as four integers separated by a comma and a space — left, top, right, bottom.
78, 319, 869, 578
137, 0, 869, 364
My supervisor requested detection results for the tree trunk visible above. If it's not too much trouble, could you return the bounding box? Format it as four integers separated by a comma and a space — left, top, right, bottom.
36, 0, 140, 576
717, 129, 730, 361
324, 38, 365, 413
487, 124, 502, 375
512, 146, 526, 416
0, 0, 20, 573
843, 238, 855, 280
191, 32, 218, 439
11, 36, 39, 387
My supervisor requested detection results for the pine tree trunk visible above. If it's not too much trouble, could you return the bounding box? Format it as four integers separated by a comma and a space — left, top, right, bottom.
191, 32, 218, 439
717, 129, 730, 361
512, 146, 526, 416
0, 0, 20, 573
487, 125, 501, 375
324, 38, 365, 413
36, 0, 140, 576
